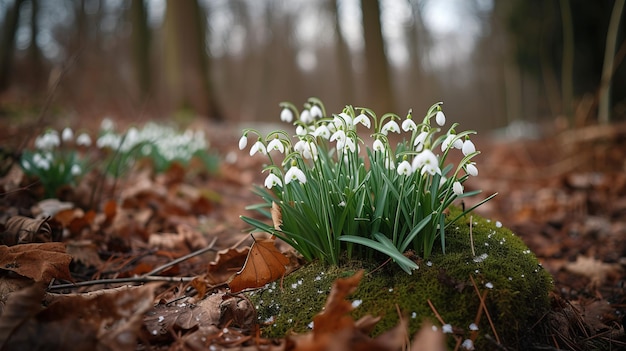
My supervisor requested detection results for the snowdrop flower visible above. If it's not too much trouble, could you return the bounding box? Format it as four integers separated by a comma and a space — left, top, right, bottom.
310, 105, 323, 119
342, 137, 356, 153
70, 164, 82, 176
62, 128, 74, 142
413, 131, 428, 151
462, 139, 476, 156
441, 134, 463, 152
435, 111, 446, 126
313, 124, 331, 139
466, 162, 478, 176
442, 324, 453, 334
295, 125, 308, 136
280, 108, 294, 123
401, 118, 417, 132
285, 165, 306, 184
295, 140, 318, 160
300, 109, 313, 124
397, 159, 413, 176
373, 139, 385, 152
238, 135, 248, 150
249, 140, 267, 156
353, 113, 371, 128
100, 118, 115, 131
333, 113, 353, 129
267, 137, 285, 154
453, 181, 464, 195
330, 129, 346, 145
35, 131, 60, 150
264, 173, 283, 189
412, 149, 441, 175
461, 339, 474, 350
76, 133, 92, 147
381, 120, 400, 135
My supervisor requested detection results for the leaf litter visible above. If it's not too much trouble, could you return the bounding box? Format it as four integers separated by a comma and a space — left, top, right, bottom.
0, 120, 625, 349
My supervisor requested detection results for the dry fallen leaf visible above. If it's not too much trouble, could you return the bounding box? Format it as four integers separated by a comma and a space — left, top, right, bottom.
271, 201, 282, 230
1, 216, 52, 245
564, 255, 622, 289
313, 269, 364, 335
228, 235, 290, 293
0, 242, 73, 283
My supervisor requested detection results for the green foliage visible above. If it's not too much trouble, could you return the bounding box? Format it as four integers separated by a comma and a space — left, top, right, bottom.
249, 208, 554, 349
240, 98, 494, 273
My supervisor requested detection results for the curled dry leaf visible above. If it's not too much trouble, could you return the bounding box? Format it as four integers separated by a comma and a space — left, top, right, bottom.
271, 201, 282, 230
228, 235, 290, 293
0, 242, 73, 284
312, 269, 364, 335
1, 216, 52, 246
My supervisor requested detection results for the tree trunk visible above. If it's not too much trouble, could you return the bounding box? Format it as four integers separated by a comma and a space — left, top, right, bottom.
360, 0, 394, 113
163, 0, 222, 120
131, 0, 151, 100
598, 0, 625, 125
0, 0, 25, 92
331, 0, 354, 104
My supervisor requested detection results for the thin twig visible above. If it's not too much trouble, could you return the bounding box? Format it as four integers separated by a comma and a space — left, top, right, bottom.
48, 237, 218, 291
469, 275, 501, 345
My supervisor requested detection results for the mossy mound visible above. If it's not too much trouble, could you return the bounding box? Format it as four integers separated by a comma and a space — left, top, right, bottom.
248, 208, 553, 349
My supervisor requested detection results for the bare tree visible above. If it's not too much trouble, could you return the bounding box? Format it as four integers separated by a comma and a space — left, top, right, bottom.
0, 0, 26, 92
130, 0, 151, 100
360, 0, 394, 113
163, 0, 222, 120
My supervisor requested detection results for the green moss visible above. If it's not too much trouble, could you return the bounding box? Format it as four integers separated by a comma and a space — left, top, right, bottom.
248, 208, 553, 349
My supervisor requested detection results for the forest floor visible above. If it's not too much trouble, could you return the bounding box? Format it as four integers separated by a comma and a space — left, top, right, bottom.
1, 115, 625, 350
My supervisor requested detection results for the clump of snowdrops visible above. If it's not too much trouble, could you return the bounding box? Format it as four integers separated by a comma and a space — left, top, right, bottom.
20, 127, 92, 198
20, 120, 214, 199
240, 98, 495, 273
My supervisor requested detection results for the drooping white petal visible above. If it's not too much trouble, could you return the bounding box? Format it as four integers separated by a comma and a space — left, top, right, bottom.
285, 166, 307, 184
310, 105, 323, 119
76, 133, 92, 147
435, 111, 446, 126
264, 173, 283, 189
238, 135, 248, 150
413, 131, 428, 151
62, 127, 74, 142
267, 138, 285, 153
313, 125, 331, 139
373, 139, 385, 152
381, 120, 400, 135
462, 139, 476, 156
397, 160, 413, 176
250, 141, 267, 156
330, 130, 346, 143
353, 113, 371, 128
466, 162, 478, 176
300, 109, 313, 124
401, 118, 417, 132
280, 108, 294, 123
453, 181, 464, 195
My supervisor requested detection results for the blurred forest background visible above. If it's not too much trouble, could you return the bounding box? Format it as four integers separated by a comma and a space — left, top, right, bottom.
1, 0, 626, 132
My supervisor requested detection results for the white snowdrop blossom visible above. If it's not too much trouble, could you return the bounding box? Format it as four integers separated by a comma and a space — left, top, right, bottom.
462, 139, 476, 156
442, 324, 453, 334
285, 166, 306, 184
238, 135, 248, 150
313, 124, 331, 139
435, 111, 446, 126
35, 131, 60, 150
384, 155, 395, 170
397, 160, 413, 176
300, 109, 313, 124
295, 140, 318, 160
70, 164, 82, 176
267, 137, 285, 154
264, 173, 283, 189
310, 105, 323, 119
466, 162, 478, 176
453, 181, 464, 195
100, 118, 115, 131
373, 139, 385, 152
353, 113, 371, 128
62, 128, 73, 142
250, 140, 267, 156
469, 323, 479, 331
333, 113, 353, 129
330, 129, 346, 144
280, 108, 294, 123
412, 149, 441, 175
342, 137, 356, 153
413, 131, 428, 151
401, 118, 417, 132
295, 125, 308, 136
442, 134, 462, 152
76, 133, 92, 147
381, 120, 400, 135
